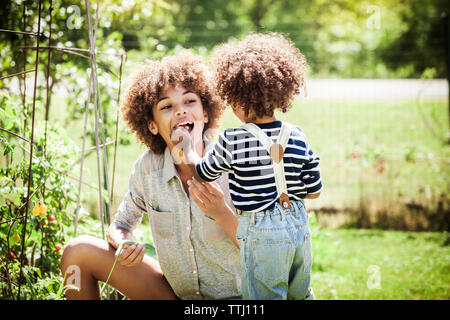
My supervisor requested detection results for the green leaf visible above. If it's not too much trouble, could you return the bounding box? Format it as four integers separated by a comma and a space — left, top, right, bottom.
3, 119, 13, 131
144, 242, 156, 258
22, 268, 37, 300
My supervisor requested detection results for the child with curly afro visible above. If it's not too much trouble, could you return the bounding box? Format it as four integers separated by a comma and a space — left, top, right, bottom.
177, 33, 322, 300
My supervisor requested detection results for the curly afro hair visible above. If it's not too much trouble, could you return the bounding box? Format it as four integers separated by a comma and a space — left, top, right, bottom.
121, 51, 225, 154
212, 32, 308, 119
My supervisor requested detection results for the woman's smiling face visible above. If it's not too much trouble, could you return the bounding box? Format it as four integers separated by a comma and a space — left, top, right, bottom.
148, 85, 208, 154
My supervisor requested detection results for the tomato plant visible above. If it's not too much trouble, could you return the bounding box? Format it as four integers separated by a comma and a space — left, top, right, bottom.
0, 93, 82, 299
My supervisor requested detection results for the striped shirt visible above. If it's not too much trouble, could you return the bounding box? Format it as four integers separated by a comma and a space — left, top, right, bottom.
196, 120, 322, 212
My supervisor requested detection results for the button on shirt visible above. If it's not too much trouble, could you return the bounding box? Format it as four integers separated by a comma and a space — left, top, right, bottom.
112, 143, 242, 300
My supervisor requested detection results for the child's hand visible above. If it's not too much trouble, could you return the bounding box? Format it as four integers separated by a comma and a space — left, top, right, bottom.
170, 127, 195, 164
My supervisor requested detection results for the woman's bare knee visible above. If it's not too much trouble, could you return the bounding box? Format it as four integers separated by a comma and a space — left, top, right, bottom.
60, 235, 111, 299
61, 235, 98, 271
60, 235, 176, 299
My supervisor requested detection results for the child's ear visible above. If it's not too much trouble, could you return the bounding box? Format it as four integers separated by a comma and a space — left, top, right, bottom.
203, 111, 208, 124
148, 121, 158, 135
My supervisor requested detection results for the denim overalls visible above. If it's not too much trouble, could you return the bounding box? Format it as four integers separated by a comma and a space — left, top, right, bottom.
235, 122, 315, 300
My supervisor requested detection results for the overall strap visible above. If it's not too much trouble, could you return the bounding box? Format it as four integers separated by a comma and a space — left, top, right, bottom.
241, 122, 293, 209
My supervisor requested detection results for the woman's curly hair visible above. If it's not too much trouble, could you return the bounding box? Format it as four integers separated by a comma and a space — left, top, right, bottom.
121, 51, 225, 154
212, 32, 308, 118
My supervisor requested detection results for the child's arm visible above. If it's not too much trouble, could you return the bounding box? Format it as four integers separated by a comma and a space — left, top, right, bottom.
171, 127, 233, 183
301, 139, 322, 199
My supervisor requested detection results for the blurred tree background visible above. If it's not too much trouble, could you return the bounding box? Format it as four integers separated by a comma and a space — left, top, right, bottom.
1, 0, 449, 81
128, 0, 449, 78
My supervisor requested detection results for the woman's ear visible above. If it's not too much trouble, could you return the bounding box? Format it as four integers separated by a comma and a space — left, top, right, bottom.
148, 121, 158, 135
203, 111, 208, 124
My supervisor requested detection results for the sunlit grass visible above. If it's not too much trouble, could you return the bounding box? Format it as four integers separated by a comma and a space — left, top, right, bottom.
310, 224, 450, 299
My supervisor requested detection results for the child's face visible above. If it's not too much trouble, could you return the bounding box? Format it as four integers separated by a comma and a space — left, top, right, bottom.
148, 85, 208, 154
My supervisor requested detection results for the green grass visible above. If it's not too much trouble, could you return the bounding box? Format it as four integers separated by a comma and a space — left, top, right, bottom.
276, 98, 449, 212
310, 225, 450, 299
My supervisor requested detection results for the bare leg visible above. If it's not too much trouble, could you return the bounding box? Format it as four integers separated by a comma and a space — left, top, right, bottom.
60, 235, 177, 300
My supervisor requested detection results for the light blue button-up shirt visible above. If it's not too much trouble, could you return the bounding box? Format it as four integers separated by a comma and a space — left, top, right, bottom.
112, 143, 242, 300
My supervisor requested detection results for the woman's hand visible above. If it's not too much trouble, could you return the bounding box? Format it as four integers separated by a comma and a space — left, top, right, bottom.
116, 240, 146, 267
188, 177, 239, 248
107, 224, 145, 267
187, 177, 227, 220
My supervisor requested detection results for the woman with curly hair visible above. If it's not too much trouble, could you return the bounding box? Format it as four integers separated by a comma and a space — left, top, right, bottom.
178, 33, 322, 299
60, 51, 242, 300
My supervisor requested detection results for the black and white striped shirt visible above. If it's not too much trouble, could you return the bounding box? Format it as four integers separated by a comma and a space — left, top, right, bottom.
196, 120, 322, 212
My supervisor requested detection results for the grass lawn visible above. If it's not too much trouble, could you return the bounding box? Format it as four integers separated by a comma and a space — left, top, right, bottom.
310, 227, 449, 300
